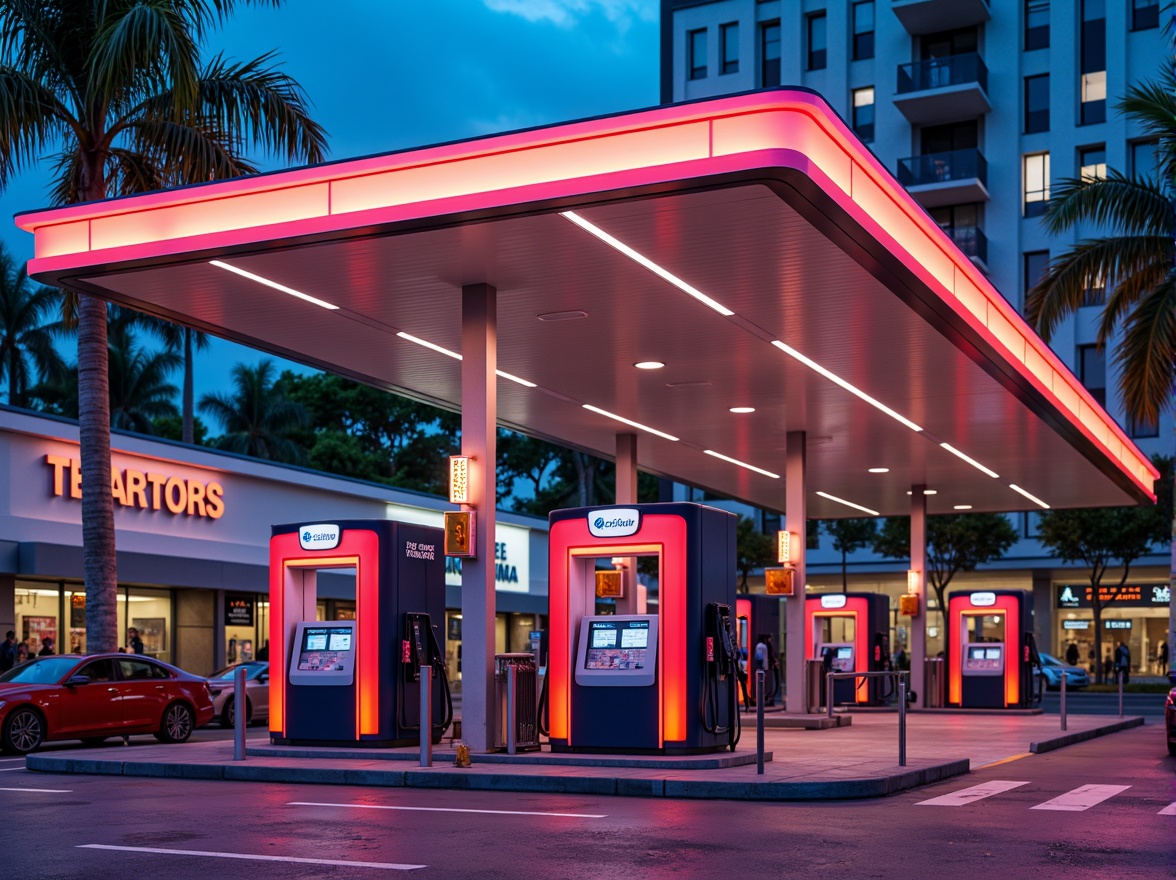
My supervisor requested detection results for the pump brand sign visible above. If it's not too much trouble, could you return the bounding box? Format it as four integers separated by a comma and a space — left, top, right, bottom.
587, 508, 641, 538
299, 523, 341, 551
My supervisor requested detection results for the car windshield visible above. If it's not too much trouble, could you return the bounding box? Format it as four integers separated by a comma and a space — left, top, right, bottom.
209, 663, 266, 680
0, 656, 79, 684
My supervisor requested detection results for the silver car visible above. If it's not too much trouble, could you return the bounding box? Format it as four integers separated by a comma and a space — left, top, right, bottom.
205, 661, 270, 726
1037, 653, 1090, 690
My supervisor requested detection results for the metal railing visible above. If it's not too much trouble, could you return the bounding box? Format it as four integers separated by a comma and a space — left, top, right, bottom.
897, 52, 988, 94
897, 148, 987, 188
826, 670, 910, 766
943, 225, 988, 263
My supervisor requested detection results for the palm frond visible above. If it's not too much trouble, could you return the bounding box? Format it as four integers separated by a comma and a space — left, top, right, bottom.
124, 115, 258, 184
1041, 171, 1171, 237
106, 146, 169, 194
1113, 277, 1176, 425
0, 66, 66, 189
90, 0, 203, 112
1097, 246, 1173, 345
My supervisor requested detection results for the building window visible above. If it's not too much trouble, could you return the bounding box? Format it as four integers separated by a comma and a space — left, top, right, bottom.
761, 22, 781, 87
1132, 0, 1159, 30
1025, 74, 1050, 133
852, 2, 875, 61
1078, 344, 1106, 407
1130, 139, 1158, 178
1127, 413, 1159, 438
1025, 0, 1050, 50
688, 28, 708, 81
1079, 145, 1106, 181
1080, 0, 1106, 125
720, 22, 739, 75
1024, 152, 1050, 216
1024, 250, 1049, 292
1082, 270, 1106, 306
807, 12, 827, 71
852, 87, 875, 142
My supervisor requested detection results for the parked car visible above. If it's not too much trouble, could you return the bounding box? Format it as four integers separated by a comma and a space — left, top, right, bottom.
205, 661, 270, 727
0, 654, 214, 754
1165, 684, 1175, 757
1036, 653, 1090, 690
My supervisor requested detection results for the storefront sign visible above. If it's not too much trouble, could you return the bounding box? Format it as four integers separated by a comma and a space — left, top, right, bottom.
224, 594, 254, 627
1062, 620, 1090, 630
1104, 619, 1132, 630
1056, 583, 1169, 609
444, 522, 530, 593
45, 454, 224, 519
69, 594, 86, 628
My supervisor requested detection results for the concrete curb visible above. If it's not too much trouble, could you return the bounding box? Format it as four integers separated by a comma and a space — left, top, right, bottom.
25, 752, 970, 801
1028, 716, 1145, 754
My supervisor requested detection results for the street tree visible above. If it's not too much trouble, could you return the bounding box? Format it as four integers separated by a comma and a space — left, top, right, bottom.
820, 518, 878, 592
0, 0, 326, 650
874, 513, 1018, 628
0, 243, 65, 407
199, 360, 310, 464
736, 515, 775, 594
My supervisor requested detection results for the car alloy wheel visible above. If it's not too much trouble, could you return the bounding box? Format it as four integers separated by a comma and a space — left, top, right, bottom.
4, 708, 45, 754
160, 703, 194, 743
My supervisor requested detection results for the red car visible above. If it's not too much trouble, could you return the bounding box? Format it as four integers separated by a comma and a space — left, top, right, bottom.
0, 653, 214, 754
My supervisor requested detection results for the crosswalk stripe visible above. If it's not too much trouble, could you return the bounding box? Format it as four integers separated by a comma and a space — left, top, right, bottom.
1160, 803, 1176, 816
1030, 785, 1130, 812
917, 780, 1030, 806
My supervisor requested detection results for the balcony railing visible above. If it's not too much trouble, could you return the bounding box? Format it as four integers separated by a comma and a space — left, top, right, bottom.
942, 224, 988, 264
897, 52, 988, 95
897, 149, 987, 188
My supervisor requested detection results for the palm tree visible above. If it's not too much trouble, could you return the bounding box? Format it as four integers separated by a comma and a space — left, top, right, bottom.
107, 325, 181, 435
0, 1, 326, 651
0, 243, 66, 406
1025, 68, 1175, 426
200, 359, 309, 464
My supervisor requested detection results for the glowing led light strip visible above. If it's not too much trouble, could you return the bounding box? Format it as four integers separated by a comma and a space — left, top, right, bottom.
940, 443, 1000, 479
582, 405, 679, 441
396, 332, 537, 388
815, 491, 880, 516
1009, 484, 1050, 509
560, 211, 734, 317
210, 260, 339, 310
771, 341, 923, 432
703, 449, 780, 479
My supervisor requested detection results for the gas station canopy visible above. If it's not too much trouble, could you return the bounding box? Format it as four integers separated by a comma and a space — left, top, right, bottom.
16, 90, 1157, 517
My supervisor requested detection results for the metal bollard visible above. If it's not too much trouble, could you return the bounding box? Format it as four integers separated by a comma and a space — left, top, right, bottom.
756, 669, 765, 775
420, 665, 432, 767
233, 665, 247, 761
507, 663, 517, 756
1059, 669, 1067, 731
897, 675, 907, 767
826, 672, 834, 720
1118, 669, 1124, 718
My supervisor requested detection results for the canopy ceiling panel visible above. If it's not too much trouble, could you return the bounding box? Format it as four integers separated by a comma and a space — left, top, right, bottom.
17, 90, 1156, 519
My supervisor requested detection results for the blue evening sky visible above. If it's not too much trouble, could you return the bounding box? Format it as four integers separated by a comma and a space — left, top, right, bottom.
0, 0, 659, 400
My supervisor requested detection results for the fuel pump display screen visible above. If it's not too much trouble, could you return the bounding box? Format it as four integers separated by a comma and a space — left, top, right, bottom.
575, 615, 659, 687
963, 643, 1004, 675
288, 621, 357, 686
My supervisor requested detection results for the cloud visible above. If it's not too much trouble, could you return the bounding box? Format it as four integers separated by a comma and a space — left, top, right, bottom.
482, 0, 656, 29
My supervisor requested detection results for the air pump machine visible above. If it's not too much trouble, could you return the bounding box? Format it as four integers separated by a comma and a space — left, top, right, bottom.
946, 590, 1035, 709
804, 592, 891, 706
269, 519, 451, 746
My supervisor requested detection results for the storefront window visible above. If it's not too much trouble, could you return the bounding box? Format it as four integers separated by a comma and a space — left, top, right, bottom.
15, 583, 60, 659
16, 582, 172, 662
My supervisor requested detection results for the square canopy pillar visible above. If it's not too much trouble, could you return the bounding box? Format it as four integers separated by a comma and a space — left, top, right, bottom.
785, 431, 806, 713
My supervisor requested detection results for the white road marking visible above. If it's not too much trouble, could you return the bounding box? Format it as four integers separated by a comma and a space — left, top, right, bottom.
0, 758, 25, 764
289, 801, 607, 819
1031, 785, 1131, 812
77, 845, 424, 870
0, 786, 72, 793
1159, 803, 1176, 816
916, 780, 1030, 806
0, 767, 28, 772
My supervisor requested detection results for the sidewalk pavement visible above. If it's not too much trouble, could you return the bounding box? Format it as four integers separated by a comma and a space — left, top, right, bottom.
25, 712, 1145, 801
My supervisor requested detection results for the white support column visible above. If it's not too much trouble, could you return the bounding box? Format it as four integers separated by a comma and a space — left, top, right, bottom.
785, 431, 807, 714
910, 485, 927, 707
615, 432, 638, 614
461, 283, 497, 752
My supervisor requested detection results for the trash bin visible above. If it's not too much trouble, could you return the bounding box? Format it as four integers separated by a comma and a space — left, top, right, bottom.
804, 659, 826, 713
923, 657, 944, 708
494, 653, 540, 753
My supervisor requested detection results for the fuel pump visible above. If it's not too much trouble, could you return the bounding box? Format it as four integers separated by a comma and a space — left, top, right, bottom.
873, 632, 895, 701
702, 603, 740, 751
399, 612, 453, 736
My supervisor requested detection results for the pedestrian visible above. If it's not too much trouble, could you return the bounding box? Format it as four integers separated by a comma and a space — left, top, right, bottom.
1064, 642, 1079, 667
1102, 652, 1113, 681
38, 636, 55, 656
126, 627, 144, 655
0, 631, 16, 672
1159, 640, 1169, 676
736, 647, 751, 707
256, 640, 270, 662
1114, 641, 1130, 685
16, 642, 29, 663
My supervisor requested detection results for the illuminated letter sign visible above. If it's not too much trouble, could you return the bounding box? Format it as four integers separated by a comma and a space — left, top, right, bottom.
299, 523, 342, 551
45, 454, 224, 519
969, 592, 997, 607
587, 508, 641, 538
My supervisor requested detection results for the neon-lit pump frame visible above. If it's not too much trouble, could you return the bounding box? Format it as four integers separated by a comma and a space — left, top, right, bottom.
947, 591, 1027, 708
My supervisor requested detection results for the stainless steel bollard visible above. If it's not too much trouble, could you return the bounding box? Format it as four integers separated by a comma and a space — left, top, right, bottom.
756, 669, 765, 775
233, 665, 247, 761
1118, 669, 1124, 718
1059, 669, 1067, 731
507, 663, 517, 756
420, 665, 432, 767
826, 672, 834, 720
898, 675, 907, 767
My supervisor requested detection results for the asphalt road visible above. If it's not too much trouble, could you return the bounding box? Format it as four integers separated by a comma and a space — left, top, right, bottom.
1, 723, 1172, 879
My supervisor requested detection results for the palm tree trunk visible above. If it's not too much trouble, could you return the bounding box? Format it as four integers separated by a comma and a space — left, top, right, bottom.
182, 327, 194, 444
77, 294, 117, 652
